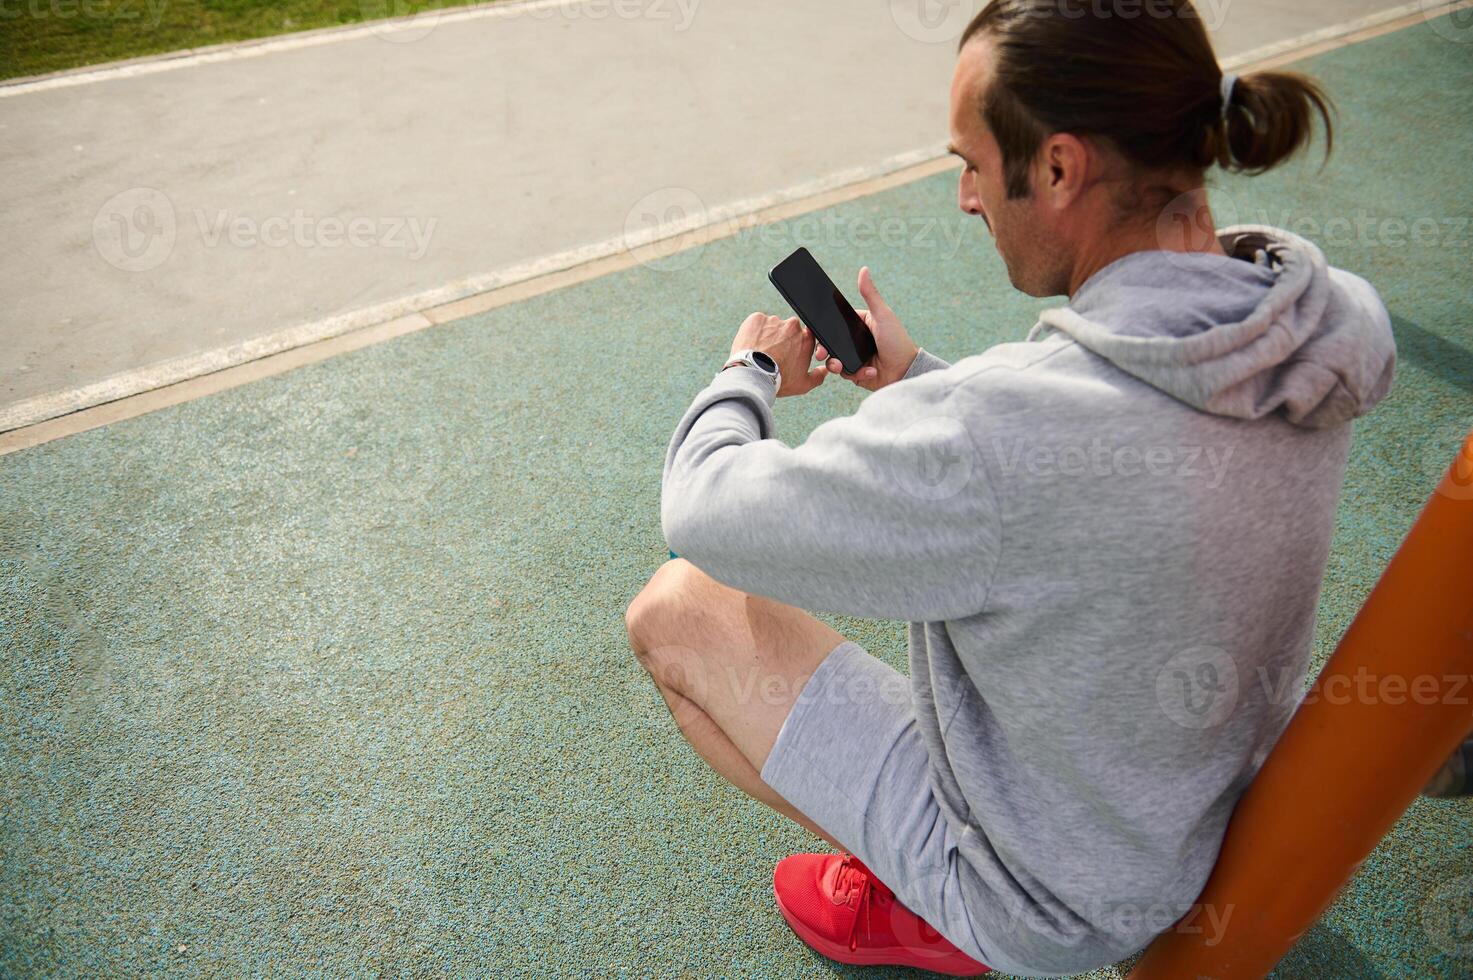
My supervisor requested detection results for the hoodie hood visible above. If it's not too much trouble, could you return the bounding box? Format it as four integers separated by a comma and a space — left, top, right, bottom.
1030, 225, 1397, 428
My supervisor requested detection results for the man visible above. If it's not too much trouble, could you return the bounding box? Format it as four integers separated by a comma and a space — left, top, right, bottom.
624, 1, 1395, 974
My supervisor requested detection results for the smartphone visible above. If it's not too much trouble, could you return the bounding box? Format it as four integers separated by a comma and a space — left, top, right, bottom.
768, 247, 878, 376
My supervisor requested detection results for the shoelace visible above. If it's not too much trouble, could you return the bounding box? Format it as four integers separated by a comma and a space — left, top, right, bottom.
833, 854, 893, 952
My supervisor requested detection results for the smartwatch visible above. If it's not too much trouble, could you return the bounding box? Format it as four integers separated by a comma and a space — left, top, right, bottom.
723, 348, 781, 392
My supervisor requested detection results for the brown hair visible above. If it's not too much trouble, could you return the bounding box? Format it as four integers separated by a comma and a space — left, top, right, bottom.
959, 0, 1334, 199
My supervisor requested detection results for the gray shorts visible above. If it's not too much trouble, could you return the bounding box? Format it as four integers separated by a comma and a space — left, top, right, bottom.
758, 639, 999, 968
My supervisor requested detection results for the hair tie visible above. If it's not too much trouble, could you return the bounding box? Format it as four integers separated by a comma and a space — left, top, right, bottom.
1219, 72, 1239, 122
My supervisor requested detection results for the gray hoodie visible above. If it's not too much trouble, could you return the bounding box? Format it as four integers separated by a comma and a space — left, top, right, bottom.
660, 226, 1395, 975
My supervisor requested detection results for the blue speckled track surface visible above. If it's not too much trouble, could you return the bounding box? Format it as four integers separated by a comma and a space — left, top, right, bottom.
3, 15, 1471, 978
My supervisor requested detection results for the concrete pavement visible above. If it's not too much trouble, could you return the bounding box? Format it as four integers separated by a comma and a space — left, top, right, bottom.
0, 0, 1439, 430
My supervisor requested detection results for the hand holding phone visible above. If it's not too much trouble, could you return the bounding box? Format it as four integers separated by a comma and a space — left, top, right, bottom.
769, 249, 918, 390
769, 248, 877, 375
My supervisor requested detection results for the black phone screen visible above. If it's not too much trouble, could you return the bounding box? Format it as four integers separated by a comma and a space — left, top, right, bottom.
768, 247, 878, 375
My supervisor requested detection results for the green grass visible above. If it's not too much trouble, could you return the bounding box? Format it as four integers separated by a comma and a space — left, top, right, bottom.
0, 0, 487, 80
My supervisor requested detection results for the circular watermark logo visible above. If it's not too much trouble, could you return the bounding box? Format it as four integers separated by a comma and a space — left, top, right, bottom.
636, 643, 712, 705
1154, 188, 1241, 270
867, 863, 985, 966
92, 187, 176, 272
359, 0, 442, 43
1155, 645, 1239, 730
1422, 0, 1473, 43
889, 0, 976, 44
622, 186, 708, 272
1423, 874, 1473, 956
1434, 438, 1473, 502
889, 415, 976, 500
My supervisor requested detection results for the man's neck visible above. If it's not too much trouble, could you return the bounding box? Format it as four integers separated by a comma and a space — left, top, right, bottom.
1065, 192, 1225, 297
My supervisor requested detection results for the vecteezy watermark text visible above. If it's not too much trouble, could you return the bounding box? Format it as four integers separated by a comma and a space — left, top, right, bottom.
620, 185, 974, 273
93, 188, 440, 271
992, 436, 1236, 488
511, 0, 699, 30
889, 0, 1233, 44
0, 0, 167, 27
193, 209, 436, 260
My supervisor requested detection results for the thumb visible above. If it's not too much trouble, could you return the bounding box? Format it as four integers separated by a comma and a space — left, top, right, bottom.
858, 266, 894, 322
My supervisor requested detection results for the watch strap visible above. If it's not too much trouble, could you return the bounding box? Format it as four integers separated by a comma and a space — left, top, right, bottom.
724, 349, 779, 381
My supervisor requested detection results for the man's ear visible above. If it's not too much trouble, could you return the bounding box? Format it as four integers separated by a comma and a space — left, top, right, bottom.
1039, 133, 1091, 210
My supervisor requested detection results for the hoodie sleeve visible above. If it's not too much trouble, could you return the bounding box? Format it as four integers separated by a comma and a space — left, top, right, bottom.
903, 347, 952, 379
661, 359, 1001, 622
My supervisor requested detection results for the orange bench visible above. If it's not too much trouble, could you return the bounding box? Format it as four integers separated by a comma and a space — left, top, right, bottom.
1131, 430, 1473, 978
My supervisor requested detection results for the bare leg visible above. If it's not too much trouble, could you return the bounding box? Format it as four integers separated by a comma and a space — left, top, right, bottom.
626, 558, 851, 851
652, 674, 843, 849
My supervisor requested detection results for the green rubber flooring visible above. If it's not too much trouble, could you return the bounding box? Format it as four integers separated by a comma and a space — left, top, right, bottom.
3, 13, 1471, 979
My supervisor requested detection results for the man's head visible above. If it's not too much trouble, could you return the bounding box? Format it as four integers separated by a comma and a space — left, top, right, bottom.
949, 0, 1333, 298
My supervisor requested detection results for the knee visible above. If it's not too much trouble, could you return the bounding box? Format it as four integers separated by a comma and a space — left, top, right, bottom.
624, 558, 698, 664
623, 588, 661, 663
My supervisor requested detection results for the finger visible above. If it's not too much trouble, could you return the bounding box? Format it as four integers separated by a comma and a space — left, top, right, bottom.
814, 343, 828, 362
806, 363, 828, 388
858, 266, 894, 320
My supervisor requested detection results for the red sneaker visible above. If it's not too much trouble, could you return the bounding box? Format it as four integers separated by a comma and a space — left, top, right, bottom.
773, 852, 991, 976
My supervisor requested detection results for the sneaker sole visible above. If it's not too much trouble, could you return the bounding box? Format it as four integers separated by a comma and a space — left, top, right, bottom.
772, 874, 990, 976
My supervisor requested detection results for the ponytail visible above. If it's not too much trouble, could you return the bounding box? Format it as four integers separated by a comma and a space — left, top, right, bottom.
1211, 70, 1335, 174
